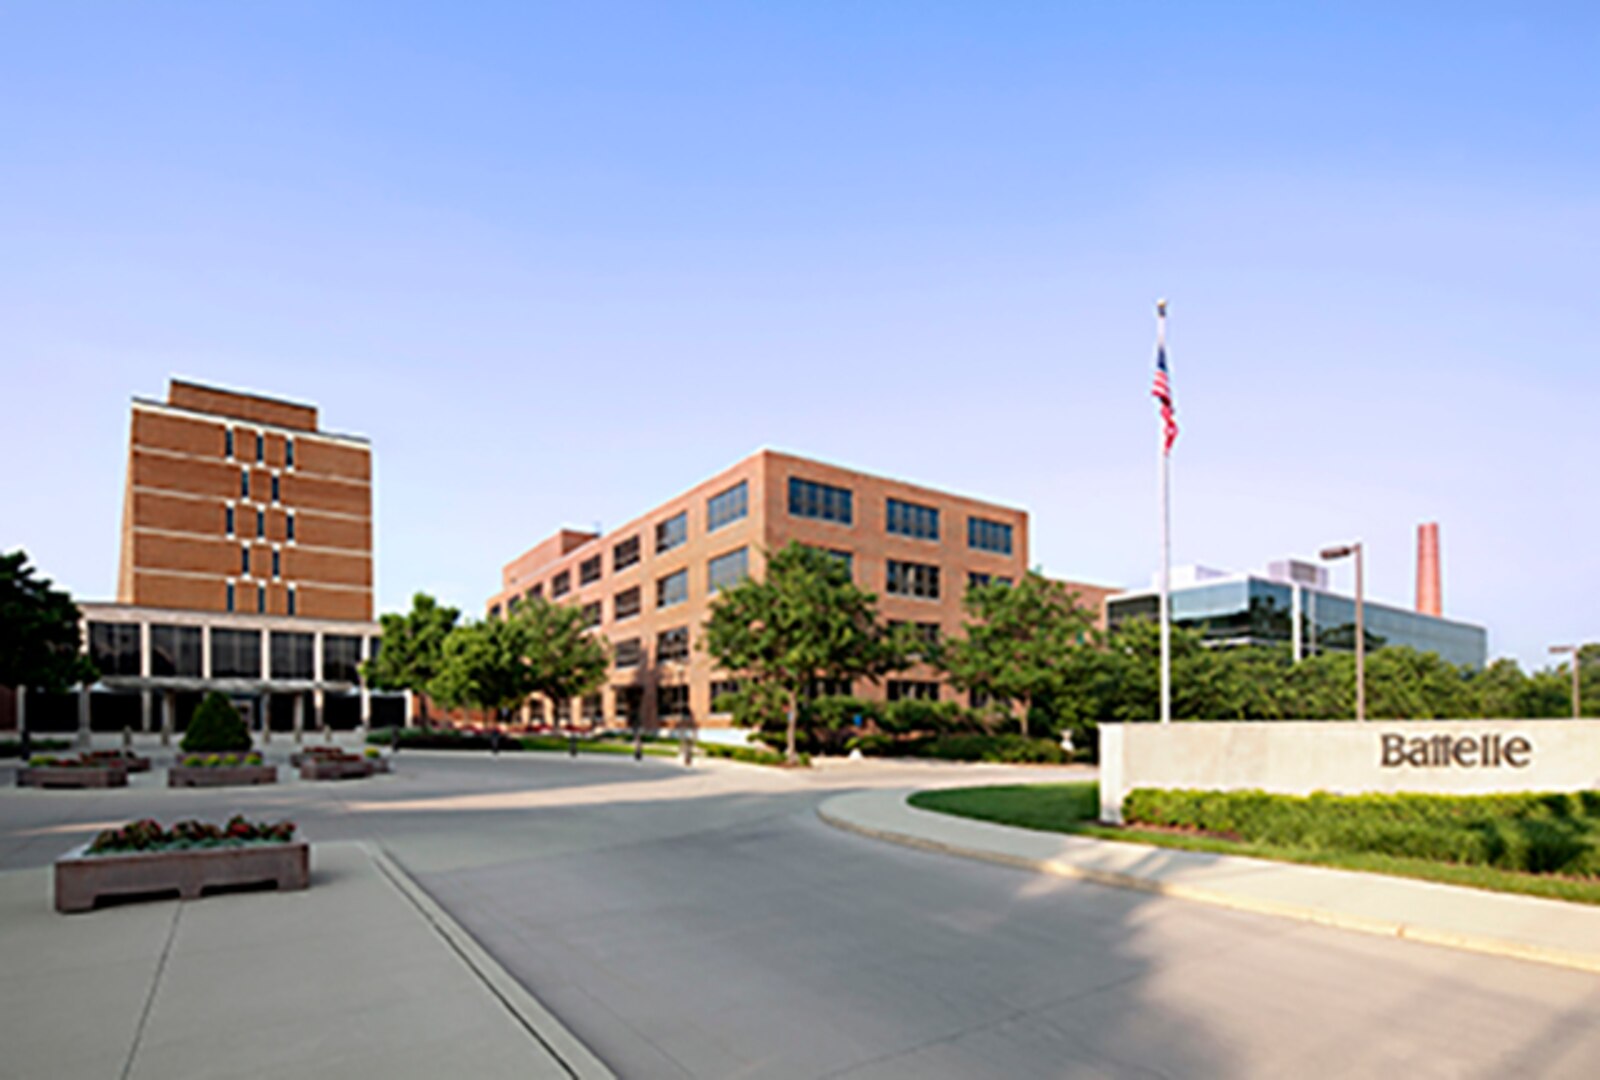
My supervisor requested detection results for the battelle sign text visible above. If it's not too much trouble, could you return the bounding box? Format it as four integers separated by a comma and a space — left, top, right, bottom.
1380, 733, 1531, 769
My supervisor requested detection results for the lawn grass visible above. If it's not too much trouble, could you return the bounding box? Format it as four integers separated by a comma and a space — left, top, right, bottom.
908, 783, 1600, 907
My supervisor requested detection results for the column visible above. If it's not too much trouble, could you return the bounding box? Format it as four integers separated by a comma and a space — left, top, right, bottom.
403, 689, 415, 729
293, 693, 305, 743
312, 629, 326, 737
162, 690, 175, 747
260, 627, 272, 743
16, 686, 25, 736
76, 685, 91, 749
202, 625, 213, 679
139, 622, 153, 732
359, 635, 372, 736
141, 690, 153, 734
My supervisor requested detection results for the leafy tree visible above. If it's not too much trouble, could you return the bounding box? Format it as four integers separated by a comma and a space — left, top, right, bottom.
362, 593, 460, 727
428, 617, 535, 725
0, 550, 97, 692
703, 543, 896, 764
510, 597, 608, 721
941, 572, 1094, 738
182, 692, 252, 753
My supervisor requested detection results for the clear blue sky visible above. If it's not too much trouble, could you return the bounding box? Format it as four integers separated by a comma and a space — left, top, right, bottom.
2, 3, 1594, 670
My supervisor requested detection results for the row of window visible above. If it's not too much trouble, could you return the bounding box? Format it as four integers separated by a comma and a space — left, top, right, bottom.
239, 470, 283, 504
530, 678, 995, 725
224, 506, 297, 542
225, 581, 297, 615
224, 429, 296, 469
789, 478, 1015, 555
611, 625, 695, 669
87, 622, 370, 681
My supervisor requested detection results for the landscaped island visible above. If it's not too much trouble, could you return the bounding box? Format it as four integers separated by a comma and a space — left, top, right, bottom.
909, 783, 1600, 905
168, 752, 277, 787
56, 816, 306, 913
18, 756, 129, 789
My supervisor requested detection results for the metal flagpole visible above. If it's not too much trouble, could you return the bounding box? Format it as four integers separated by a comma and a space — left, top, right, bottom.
1157, 299, 1172, 724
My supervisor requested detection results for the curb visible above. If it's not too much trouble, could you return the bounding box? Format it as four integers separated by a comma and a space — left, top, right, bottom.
366, 843, 617, 1079
816, 795, 1600, 976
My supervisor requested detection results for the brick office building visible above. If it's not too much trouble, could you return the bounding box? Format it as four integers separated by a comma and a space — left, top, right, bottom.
486, 450, 1036, 734
13, 380, 400, 743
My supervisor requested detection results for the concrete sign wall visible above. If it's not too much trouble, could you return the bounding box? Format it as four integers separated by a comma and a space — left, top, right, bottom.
1099, 720, 1600, 823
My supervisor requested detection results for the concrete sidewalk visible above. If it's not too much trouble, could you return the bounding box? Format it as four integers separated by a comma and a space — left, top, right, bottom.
0, 841, 612, 1079
819, 789, 1600, 975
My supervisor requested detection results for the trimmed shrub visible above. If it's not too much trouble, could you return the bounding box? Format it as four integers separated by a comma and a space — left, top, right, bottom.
700, 743, 809, 767
1121, 788, 1600, 878
914, 734, 1068, 765
181, 692, 252, 754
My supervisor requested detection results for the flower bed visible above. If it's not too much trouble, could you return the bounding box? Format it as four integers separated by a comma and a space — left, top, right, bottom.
56, 816, 307, 913
83, 750, 153, 773
17, 756, 129, 789
289, 745, 349, 768
168, 753, 277, 788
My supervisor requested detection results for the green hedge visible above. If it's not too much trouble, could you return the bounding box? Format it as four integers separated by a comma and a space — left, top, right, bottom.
914, 734, 1068, 764
1123, 788, 1600, 877
0, 738, 71, 758
699, 743, 808, 767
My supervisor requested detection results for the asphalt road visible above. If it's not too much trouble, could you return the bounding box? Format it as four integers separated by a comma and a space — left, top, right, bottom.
4, 748, 1599, 1078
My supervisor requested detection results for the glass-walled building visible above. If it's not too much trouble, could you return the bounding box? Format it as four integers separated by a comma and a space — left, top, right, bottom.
1107, 571, 1487, 669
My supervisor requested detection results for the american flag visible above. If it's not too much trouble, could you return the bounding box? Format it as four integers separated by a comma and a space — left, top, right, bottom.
1152, 313, 1178, 454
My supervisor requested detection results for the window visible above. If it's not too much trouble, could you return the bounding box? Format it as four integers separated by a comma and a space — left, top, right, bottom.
224, 428, 234, 458
806, 678, 854, 698
887, 498, 939, 541
226, 582, 236, 612
825, 549, 854, 578
241, 547, 251, 576
707, 547, 749, 593
225, 505, 235, 536
287, 585, 297, 616
582, 693, 604, 724
580, 601, 602, 629
890, 620, 942, 646
656, 510, 688, 553
709, 679, 742, 711
257, 584, 266, 613
968, 517, 1014, 555
270, 632, 314, 680
150, 625, 202, 677
969, 572, 1014, 590
614, 637, 643, 668
489, 603, 501, 620
657, 626, 690, 663
789, 477, 853, 524
210, 628, 261, 678
324, 635, 363, 683
614, 535, 641, 571
508, 596, 522, 614
241, 469, 250, 498
257, 509, 265, 538
616, 686, 645, 724
271, 475, 280, 503
614, 586, 641, 621
887, 680, 940, 702
551, 570, 572, 598
527, 583, 543, 601
88, 623, 141, 677
271, 549, 280, 578
285, 439, 295, 468
657, 568, 688, 608
286, 512, 296, 542
658, 684, 690, 718
887, 560, 940, 600
707, 481, 748, 532
579, 555, 602, 585
255, 432, 264, 462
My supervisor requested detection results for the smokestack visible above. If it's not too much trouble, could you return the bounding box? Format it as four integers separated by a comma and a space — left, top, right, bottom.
1416, 522, 1441, 616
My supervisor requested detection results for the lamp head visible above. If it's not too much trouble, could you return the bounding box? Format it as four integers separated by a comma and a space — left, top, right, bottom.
1320, 545, 1354, 561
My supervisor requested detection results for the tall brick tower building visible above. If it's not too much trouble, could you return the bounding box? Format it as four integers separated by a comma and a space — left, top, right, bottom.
117, 379, 373, 620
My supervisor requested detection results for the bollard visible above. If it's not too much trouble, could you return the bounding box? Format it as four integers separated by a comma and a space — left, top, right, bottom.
569, 731, 578, 758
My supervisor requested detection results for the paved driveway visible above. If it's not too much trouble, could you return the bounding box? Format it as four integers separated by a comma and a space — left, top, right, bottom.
4, 750, 1599, 1077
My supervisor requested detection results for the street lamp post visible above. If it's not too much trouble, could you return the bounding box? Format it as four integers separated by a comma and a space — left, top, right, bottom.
1320, 542, 1365, 721
1549, 645, 1584, 720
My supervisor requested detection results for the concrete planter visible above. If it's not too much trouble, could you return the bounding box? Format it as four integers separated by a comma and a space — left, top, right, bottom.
168, 765, 278, 788
18, 766, 128, 789
288, 748, 345, 768
299, 758, 376, 781
55, 840, 309, 913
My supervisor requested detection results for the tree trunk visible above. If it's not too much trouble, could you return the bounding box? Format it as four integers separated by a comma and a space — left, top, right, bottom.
786, 690, 799, 766
1019, 695, 1030, 739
